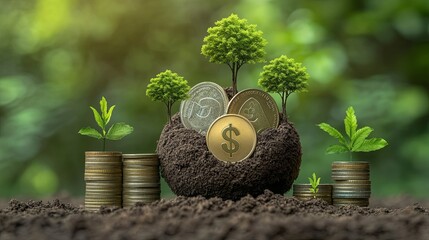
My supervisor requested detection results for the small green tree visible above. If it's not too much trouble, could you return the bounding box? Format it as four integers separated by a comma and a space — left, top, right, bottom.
201, 14, 267, 95
146, 70, 190, 123
78, 96, 134, 151
258, 55, 309, 121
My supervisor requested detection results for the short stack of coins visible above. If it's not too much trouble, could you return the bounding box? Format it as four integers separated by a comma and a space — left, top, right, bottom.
332, 161, 371, 207
122, 154, 161, 207
293, 184, 333, 204
84, 152, 122, 211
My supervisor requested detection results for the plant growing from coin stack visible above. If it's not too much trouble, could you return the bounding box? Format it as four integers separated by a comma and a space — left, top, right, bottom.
201, 13, 267, 95
146, 70, 190, 124
308, 172, 320, 198
78, 97, 133, 211
258, 55, 309, 122
78, 96, 134, 151
318, 106, 388, 207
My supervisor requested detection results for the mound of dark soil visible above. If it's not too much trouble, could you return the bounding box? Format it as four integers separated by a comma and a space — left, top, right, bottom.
157, 113, 302, 200
1, 192, 428, 240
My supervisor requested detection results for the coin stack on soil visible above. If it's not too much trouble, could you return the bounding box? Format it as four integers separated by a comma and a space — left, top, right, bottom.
84, 152, 123, 211
293, 184, 333, 204
122, 154, 161, 207
332, 161, 371, 207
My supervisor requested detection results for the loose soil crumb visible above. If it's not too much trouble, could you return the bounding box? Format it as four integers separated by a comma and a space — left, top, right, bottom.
1, 191, 428, 240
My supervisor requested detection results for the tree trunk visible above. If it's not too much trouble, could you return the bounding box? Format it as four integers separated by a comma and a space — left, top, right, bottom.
167, 102, 172, 124
282, 94, 288, 122
231, 63, 238, 95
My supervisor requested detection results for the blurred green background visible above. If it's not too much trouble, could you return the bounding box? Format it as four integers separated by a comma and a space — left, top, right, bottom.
0, 0, 428, 199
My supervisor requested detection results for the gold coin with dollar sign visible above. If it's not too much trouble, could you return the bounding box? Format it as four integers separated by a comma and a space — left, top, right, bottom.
206, 114, 257, 163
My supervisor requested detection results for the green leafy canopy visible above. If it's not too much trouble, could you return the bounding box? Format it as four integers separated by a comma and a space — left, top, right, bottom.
146, 70, 190, 123
78, 96, 133, 151
318, 106, 388, 159
201, 13, 267, 65
201, 14, 267, 95
258, 55, 309, 120
308, 172, 320, 195
258, 55, 309, 96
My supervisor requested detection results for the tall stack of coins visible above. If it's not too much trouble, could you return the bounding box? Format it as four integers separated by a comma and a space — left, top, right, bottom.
293, 184, 332, 204
122, 154, 160, 207
84, 152, 122, 211
332, 161, 371, 207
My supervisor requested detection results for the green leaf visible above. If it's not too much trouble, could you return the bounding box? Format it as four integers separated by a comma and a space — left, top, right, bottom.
100, 96, 108, 121
308, 177, 314, 185
106, 123, 134, 140
316, 177, 320, 186
105, 105, 116, 125
351, 126, 373, 151
344, 106, 358, 139
90, 106, 104, 130
354, 138, 388, 152
309, 188, 316, 194
326, 144, 349, 154
201, 14, 267, 65
318, 123, 346, 145
78, 127, 103, 139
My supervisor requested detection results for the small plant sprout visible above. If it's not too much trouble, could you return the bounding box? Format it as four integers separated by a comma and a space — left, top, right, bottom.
308, 172, 321, 198
318, 106, 388, 160
146, 70, 190, 123
78, 96, 134, 151
201, 14, 267, 95
258, 55, 309, 122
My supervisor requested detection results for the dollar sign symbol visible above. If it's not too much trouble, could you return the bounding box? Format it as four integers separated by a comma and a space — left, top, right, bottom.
222, 124, 240, 157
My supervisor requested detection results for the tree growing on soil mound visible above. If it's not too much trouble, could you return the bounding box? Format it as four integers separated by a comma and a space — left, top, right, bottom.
201, 14, 267, 95
259, 55, 309, 122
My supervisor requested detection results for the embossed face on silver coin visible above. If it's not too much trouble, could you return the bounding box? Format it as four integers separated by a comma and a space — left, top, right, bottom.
180, 82, 228, 135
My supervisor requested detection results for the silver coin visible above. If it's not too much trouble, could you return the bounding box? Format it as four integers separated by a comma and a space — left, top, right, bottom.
180, 82, 228, 135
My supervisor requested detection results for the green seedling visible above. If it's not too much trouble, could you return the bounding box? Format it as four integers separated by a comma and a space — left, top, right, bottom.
146, 70, 190, 123
259, 55, 309, 121
308, 172, 320, 197
78, 96, 133, 151
202, 14, 267, 95
318, 106, 388, 160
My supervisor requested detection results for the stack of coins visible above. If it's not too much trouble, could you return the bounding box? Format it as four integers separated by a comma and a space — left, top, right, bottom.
122, 154, 161, 207
84, 152, 122, 211
332, 161, 371, 207
293, 184, 333, 204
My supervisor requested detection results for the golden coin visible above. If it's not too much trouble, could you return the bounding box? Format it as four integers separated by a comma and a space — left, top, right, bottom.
206, 114, 257, 163
84, 176, 122, 181
122, 153, 158, 159
332, 161, 369, 170
123, 170, 158, 174
338, 180, 371, 184
85, 168, 122, 174
227, 89, 279, 133
123, 162, 159, 167
123, 182, 160, 188
123, 166, 158, 171
85, 181, 122, 186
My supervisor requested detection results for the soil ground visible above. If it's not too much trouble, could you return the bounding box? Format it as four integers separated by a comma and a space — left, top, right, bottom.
1, 191, 428, 240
